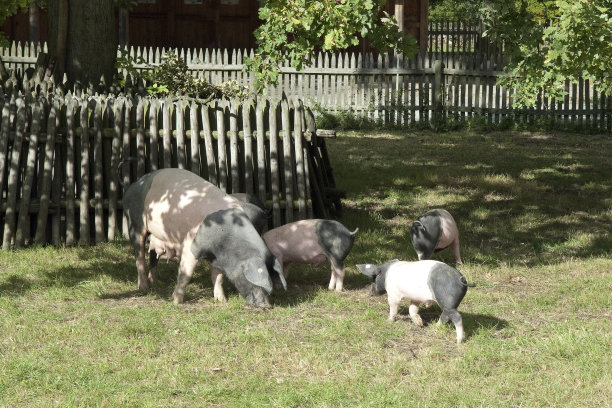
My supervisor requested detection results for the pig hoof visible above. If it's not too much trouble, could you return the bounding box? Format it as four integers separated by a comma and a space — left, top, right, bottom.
172, 292, 184, 304
214, 294, 227, 302
138, 282, 149, 291
457, 335, 465, 344
411, 316, 424, 327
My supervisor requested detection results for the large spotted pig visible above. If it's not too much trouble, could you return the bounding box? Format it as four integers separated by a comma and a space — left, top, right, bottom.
121, 168, 287, 308
229, 192, 270, 234
263, 219, 358, 291
357, 259, 471, 344
146, 191, 270, 288
410, 209, 462, 265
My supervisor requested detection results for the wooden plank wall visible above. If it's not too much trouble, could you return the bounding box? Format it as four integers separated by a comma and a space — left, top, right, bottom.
0, 93, 332, 248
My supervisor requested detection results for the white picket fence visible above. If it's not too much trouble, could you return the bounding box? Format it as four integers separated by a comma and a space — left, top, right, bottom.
1, 41, 610, 130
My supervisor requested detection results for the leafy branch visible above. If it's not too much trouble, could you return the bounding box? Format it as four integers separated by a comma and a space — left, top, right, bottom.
245, 0, 419, 93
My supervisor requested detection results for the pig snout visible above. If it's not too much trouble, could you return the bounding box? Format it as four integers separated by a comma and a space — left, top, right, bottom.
244, 287, 272, 309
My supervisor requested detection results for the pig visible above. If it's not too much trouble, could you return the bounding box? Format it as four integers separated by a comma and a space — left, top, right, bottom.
262, 219, 358, 291
146, 235, 182, 284
357, 259, 471, 344
146, 192, 270, 285
229, 192, 270, 234
121, 167, 287, 308
410, 209, 462, 265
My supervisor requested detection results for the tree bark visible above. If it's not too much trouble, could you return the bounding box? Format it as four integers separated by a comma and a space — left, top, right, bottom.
28, 3, 40, 45
48, 0, 117, 86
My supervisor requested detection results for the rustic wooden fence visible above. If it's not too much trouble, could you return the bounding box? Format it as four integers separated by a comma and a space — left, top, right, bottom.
427, 20, 506, 69
0, 92, 339, 248
1, 38, 610, 130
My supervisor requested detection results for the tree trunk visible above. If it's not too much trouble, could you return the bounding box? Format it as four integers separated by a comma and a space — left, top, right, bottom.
29, 3, 40, 46
48, 0, 117, 86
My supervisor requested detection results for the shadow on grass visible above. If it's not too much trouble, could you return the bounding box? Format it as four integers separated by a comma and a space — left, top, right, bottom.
0, 275, 32, 296
398, 304, 509, 341
328, 131, 612, 268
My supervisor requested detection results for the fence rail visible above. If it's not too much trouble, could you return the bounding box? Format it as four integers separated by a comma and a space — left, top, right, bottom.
1, 34, 610, 130
0, 92, 339, 248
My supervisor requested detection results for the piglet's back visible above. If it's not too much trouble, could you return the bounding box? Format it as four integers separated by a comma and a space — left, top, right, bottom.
385, 260, 436, 304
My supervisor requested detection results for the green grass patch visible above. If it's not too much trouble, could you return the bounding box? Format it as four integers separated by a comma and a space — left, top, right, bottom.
1, 130, 611, 407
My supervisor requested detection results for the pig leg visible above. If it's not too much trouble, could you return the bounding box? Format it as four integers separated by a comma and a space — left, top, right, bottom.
448, 309, 465, 344
327, 270, 337, 291
438, 311, 450, 325
135, 233, 148, 291
211, 266, 227, 302
387, 297, 400, 321
149, 250, 158, 284
172, 251, 198, 304
408, 302, 424, 327
452, 238, 462, 265
439, 309, 465, 344
328, 261, 345, 292
416, 250, 432, 261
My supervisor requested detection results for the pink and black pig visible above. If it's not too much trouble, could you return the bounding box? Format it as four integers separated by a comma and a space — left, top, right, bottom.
229, 192, 270, 234
410, 209, 462, 265
146, 191, 270, 285
121, 168, 287, 308
357, 259, 471, 343
262, 219, 358, 291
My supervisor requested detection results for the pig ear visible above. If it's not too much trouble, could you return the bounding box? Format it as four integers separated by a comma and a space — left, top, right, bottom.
356, 263, 379, 277
243, 261, 273, 294
271, 258, 287, 290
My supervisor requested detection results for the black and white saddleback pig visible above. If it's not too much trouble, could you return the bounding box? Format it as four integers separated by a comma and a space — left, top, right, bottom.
410, 209, 462, 265
122, 168, 287, 308
357, 259, 470, 343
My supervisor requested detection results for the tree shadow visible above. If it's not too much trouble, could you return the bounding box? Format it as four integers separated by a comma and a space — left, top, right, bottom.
328, 131, 612, 268
398, 304, 509, 340
0, 275, 33, 297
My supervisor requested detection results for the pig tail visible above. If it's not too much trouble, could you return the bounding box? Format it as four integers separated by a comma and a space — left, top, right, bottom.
116, 157, 138, 188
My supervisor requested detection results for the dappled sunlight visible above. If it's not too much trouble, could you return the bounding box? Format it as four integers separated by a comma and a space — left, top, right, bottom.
328, 130, 612, 267
483, 192, 516, 202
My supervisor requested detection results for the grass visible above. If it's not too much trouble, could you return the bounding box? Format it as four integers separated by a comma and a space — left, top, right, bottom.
1, 129, 611, 407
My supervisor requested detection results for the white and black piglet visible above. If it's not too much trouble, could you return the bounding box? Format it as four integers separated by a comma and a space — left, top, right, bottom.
357, 259, 473, 344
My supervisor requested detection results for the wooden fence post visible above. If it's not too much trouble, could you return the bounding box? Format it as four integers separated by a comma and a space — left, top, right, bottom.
65, 97, 76, 245
107, 98, 122, 242
15, 101, 42, 248
79, 100, 90, 246
255, 98, 267, 205
93, 98, 105, 244
432, 60, 444, 127
242, 98, 254, 195
34, 102, 56, 244
268, 99, 281, 228
189, 101, 200, 175
2, 105, 26, 249
281, 97, 293, 223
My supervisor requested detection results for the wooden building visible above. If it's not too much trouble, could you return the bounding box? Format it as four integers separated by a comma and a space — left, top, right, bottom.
2, 0, 428, 52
